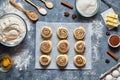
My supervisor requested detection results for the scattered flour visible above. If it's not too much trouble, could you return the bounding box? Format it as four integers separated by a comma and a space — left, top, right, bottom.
13, 49, 32, 70
90, 20, 104, 62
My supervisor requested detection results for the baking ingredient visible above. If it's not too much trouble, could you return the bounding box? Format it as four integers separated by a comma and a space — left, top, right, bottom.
112, 70, 120, 78
105, 75, 113, 80
107, 50, 119, 61
64, 11, 70, 17
76, 0, 98, 16
61, 1, 73, 9
72, 14, 77, 19
117, 77, 120, 80
0, 14, 26, 45
109, 35, 119, 47
105, 59, 110, 63
41, 0, 54, 9
106, 31, 110, 36
0, 54, 13, 72
106, 13, 118, 28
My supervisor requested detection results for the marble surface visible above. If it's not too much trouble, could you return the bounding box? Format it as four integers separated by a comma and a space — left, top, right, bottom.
0, 0, 120, 80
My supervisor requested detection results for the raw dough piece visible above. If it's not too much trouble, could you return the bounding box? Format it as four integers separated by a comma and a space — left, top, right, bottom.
40, 40, 52, 54
56, 54, 68, 68
74, 26, 85, 40
41, 26, 52, 39
39, 55, 51, 67
74, 55, 86, 68
74, 41, 85, 53
57, 40, 70, 53
57, 27, 68, 39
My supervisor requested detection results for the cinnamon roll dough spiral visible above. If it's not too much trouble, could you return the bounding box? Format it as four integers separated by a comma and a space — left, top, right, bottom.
57, 40, 70, 54
74, 26, 85, 40
74, 41, 85, 53
74, 55, 86, 68
41, 26, 52, 39
57, 27, 68, 39
40, 40, 52, 54
56, 54, 68, 68
39, 55, 51, 67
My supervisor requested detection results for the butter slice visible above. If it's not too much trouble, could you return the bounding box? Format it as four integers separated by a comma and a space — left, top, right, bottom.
106, 17, 118, 23
106, 21, 118, 27
107, 13, 118, 19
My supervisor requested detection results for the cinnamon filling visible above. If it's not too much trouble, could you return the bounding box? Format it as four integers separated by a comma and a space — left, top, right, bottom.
76, 56, 83, 64
41, 57, 48, 63
59, 42, 68, 50
76, 43, 84, 50
57, 56, 66, 66
75, 29, 84, 37
42, 28, 50, 36
41, 42, 50, 51
59, 29, 67, 36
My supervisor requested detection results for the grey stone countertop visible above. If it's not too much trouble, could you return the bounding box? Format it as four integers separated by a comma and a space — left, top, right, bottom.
0, 0, 120, 80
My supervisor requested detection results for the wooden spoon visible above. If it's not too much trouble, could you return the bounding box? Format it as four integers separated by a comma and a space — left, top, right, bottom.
41, 0, 54, 9
9, 0, 39, 22
25, 0, 47, 16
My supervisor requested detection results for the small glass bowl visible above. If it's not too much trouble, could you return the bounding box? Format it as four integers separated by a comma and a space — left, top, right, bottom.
76, 0, 100, 17
0, 13, 27, 47
108, 34, 120, 48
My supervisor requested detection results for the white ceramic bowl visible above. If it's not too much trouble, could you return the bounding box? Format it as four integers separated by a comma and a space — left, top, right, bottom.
76, 0, 100, 17
108, 34, 120, 48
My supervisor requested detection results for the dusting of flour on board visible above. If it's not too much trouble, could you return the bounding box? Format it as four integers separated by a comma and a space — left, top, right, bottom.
90, 20, 104, 62
13, 49, 32, 70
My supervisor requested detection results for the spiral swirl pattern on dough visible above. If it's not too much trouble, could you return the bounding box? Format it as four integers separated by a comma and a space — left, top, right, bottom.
74, 41, 85, 53
74, 55, 86, 68
56, 54, 68, 68
40, 40, 52, 54
57, 40, 70, 53
41, 26, 52, 39
74, 26, 85, 40
39, 55, 51, 66
57, 27, 68, 39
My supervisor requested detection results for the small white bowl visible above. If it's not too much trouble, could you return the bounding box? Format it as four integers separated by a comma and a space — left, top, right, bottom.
108, 34, 120, 48
76, 0, 100, 17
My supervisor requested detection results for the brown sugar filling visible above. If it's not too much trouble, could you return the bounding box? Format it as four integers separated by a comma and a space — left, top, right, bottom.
57, 56, 66, 66
59, 29, 67, 36
76, 43, 84, 50
41, 57, 48, 63
59, 42, 68, 50
41, 42, 50, 51
76, 56, 83, 64
42, 28, 50, 36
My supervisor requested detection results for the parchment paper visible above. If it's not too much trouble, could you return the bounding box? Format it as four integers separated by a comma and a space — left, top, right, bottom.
35, 22, 92, 69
